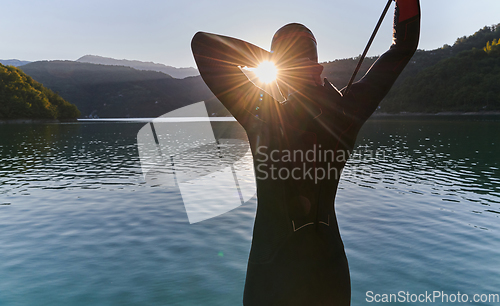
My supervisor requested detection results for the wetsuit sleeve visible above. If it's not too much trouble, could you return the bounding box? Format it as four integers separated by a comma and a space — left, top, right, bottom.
342, 0, 420, 120
191, 32, 277, 128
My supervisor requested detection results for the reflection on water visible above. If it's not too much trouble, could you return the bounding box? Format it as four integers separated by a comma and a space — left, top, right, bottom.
337, 116, 500, 305
0, 123, 143, 195
136, 102, 256, 224
343, 116, 500, 215
0, 116, 499, 305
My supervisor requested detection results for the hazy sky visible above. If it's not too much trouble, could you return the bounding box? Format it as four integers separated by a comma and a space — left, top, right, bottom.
2, 0, 499, 68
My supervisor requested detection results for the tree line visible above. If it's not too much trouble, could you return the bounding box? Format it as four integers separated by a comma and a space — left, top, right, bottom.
19, 61, 214, 118
0, 63, 80, 119
6, 23, 500, 118
380, 38, 500, 113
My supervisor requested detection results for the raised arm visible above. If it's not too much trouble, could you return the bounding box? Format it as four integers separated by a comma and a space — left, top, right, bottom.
343, 0, 421, 120
191, 32, 276, 127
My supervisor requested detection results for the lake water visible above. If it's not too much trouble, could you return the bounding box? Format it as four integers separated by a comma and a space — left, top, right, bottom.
0, 116, 499, 305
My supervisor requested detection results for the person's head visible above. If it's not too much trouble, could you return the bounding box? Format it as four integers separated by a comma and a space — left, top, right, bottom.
270, 23, 322, 96
271, 23, 318, 63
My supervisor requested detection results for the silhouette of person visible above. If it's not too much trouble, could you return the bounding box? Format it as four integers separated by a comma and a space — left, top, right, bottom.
192, 0, 420, 304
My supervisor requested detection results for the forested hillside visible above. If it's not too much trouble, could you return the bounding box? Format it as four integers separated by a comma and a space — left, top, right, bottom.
20, 61, 215, 118
321, 24, 500, 89
381, 36, 500, 113
13, 23, 500, 117
0, 63, 80, 120
320, 23, 500, 113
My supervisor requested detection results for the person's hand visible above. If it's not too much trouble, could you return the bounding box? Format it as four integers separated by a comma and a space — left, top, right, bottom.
394, 0, 419, 22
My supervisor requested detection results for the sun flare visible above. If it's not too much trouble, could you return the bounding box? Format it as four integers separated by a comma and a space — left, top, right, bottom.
253, 61, 278, 84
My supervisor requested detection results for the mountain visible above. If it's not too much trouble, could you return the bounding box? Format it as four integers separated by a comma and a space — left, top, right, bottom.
19, 60, 221, 118
14, 23, 500, 118
76, 55, 199, 79
0, 63, 80, 119
379, 24, 500, 113
0, 59, 31, 67
321, 24, 500, 90
320, 23, 500, 113
389, 23, 500, 87
381, 39, 500, 113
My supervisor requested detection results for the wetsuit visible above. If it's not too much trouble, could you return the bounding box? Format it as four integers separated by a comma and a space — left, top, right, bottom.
192, 1, 420, 304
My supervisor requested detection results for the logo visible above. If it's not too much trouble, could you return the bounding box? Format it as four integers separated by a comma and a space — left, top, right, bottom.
137, 102, 256, 224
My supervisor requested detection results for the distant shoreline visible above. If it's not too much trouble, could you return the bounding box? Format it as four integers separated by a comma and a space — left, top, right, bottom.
372, 111, 500, 117
1, 112, 499, 124
0, 118, 78, 124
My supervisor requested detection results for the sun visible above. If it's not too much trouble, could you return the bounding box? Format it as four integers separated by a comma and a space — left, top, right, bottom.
253, 61, 278, 84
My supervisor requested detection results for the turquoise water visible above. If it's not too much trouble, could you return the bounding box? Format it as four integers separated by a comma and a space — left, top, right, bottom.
0, 117, 499, 305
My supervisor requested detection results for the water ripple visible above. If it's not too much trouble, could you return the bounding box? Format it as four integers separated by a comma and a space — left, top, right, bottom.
1, 118, 499, 305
